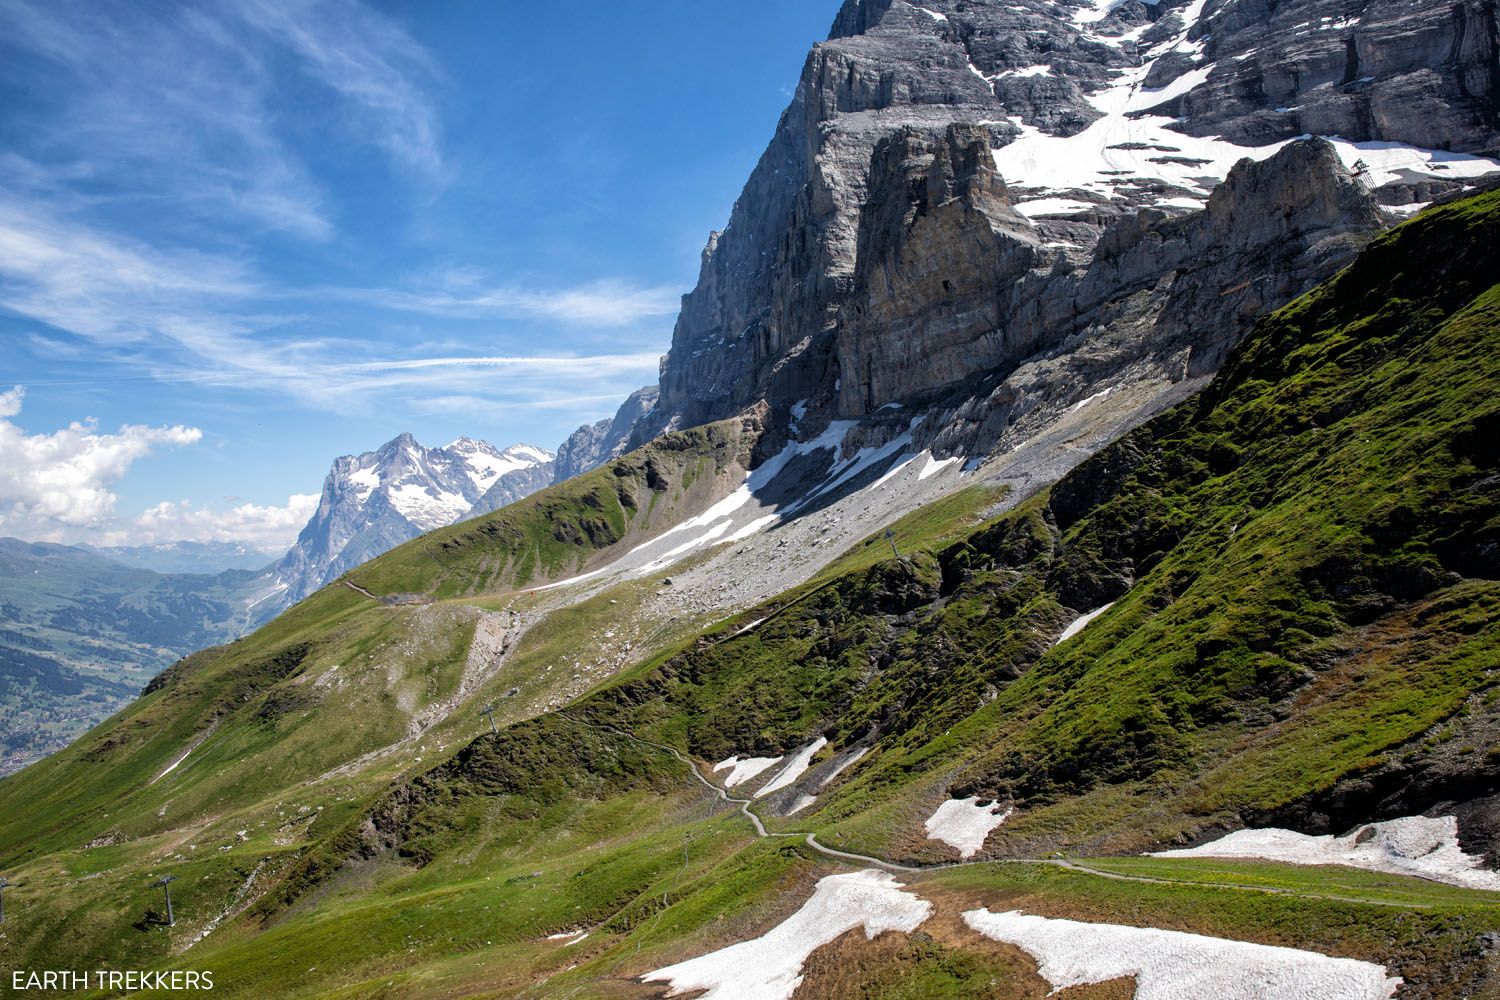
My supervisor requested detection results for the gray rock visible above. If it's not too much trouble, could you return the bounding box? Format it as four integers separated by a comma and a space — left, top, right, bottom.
554, 385, 658, 482
605, 0, 1491, 491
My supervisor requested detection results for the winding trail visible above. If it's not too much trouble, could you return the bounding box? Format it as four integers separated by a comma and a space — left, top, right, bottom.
341, 587, 1450, 910
342, 580, 381, 600
575, 716, 1443, 908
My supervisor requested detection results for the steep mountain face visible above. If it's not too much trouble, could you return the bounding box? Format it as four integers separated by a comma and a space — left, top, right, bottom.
632, 0, 1500, 457
269, 434, 554, 608
1, 191, 1495, 998
0, 540, 271, 775
5, 4, 1500, 996
553, 385, 659, 482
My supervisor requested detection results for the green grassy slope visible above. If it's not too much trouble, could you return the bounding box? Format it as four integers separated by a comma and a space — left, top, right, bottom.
546, 187, 1500, 862
2, 191, 1498, 997
347, 415, 763, 600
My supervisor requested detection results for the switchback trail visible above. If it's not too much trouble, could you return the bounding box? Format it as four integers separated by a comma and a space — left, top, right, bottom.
568, 714, 1442, 909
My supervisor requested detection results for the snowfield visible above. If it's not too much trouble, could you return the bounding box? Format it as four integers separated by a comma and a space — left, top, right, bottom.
713, 754, 783, 789
992, 0, 1500, 214
923, 796, 1012, 857
1053, 602, 1115, 646
963, 909, 1401, 1000
756, 737, 828, 798
643, 870, 932, 1000
1152, 815, 1500, 891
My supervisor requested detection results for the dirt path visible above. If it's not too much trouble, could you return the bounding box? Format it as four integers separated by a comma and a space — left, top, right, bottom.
579, 717, 1443, 909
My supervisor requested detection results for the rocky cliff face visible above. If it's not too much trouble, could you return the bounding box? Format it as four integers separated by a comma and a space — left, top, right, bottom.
271, 434, 553, 607
627, 0, 1500, 458
553, 386, 659, 482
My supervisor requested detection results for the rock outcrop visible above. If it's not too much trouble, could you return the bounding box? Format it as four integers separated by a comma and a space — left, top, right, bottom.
619, 0, 1498, 460
553, 386, 658, 482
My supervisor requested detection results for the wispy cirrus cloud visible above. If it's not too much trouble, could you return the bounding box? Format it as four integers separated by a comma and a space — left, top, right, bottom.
0, 0, 447, 240
0, 194, 666, 413
339, 280, 684, 326
234, 0, 447, 182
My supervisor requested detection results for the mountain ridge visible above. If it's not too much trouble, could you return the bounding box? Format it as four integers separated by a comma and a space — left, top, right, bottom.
2, 2, 1499, 996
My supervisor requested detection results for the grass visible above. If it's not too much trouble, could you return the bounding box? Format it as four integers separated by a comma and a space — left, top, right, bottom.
3, 192, 1500, 996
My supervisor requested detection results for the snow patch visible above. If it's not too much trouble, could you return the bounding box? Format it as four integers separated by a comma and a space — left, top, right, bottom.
1068, 386, 1115, 413
713, 755, 783, 789
1152, 815, 1500, 891
915, 5, 948, 22
924, 797, 1012, 858
1013, 197, 1099, 218
756, 737, 828, 798
963, 909, 1400, 999
388, 483, 471, 531
732, 617, 767, 637
787, 794, 818, 815
347, 465, 379, 498
643, 870, 932, 1000
917, 454, 961, 481
1053, 602, 1115, 646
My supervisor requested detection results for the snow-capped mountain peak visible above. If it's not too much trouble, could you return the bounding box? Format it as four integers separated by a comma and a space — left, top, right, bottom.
268, 433, 556, 611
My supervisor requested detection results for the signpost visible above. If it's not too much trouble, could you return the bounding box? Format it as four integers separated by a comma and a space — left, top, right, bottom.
885, 528, 900, 560
152, 875, 177, 926
480, 704, 499, 734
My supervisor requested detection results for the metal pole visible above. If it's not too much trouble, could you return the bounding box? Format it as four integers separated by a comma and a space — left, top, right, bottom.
152, 875, 176, 927
885, 529, 900, 560
0, 876, 9, 923
480, 704, 498, 734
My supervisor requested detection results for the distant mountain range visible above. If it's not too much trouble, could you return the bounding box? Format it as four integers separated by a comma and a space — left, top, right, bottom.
80, 540, 280, 575
267, 434, 556, 609
0, 394, 660, 772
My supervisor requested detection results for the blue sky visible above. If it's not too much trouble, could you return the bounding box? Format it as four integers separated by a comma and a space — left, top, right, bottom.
0, 0, 835, 549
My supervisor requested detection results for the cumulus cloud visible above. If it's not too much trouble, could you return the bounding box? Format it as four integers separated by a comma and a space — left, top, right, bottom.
112, 493, 320, 552
0, 386, 202, 536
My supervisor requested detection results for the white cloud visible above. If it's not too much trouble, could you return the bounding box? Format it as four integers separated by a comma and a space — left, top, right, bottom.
0, 196, 668, 417
344, 353, 664, 374
0, 386, 202, 537
342, 279, 683, 326
234, 0, 446, 180
113, 493, 320, 551
0, 1, 333, 239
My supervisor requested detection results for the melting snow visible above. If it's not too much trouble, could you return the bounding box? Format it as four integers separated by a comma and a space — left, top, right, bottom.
787, 794, 818, 815
1053, 602, 1115, 646
964, 909, 1400, 999
1152, 815, 1500, 891
915, 5, 948, 21
917, 454, 961, 480
817, 746, 870, 789
714, 755, 784, 789
924, 797, 1012, 858
996, 0, 1500, 212
347, 465, 379, 498
1014, 197, 1099, 218
756, 737, 828, 798
643, 870, 932, 1000
1068, 386, 1115, 413
388, 483, 471, 531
